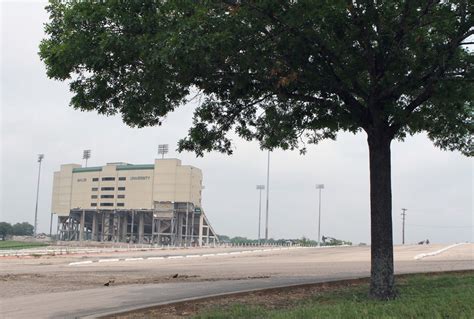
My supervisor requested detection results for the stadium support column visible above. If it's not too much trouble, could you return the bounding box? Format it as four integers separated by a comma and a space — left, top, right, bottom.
198, 213, 204, 246
113, 212, 119, 242
138, 212, 144, 244
130, 211, 135, 243
80, 210, 85, 242
101, 212, 106, 242
56, 217, 60, 240
92, 212, 97, 241
156, 219, 161, 244
121, 213, 128, 242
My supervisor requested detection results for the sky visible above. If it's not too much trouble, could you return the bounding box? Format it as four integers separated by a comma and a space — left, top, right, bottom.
1, 1, 472, 245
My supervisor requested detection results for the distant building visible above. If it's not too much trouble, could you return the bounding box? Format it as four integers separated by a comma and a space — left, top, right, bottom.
51, 159, 218, 246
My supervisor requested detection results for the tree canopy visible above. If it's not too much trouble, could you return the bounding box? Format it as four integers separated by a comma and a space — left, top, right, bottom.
39, 0, 473, 156
0, 222, 35, 239
12, 222, 34, 236
0, 222, 13, 240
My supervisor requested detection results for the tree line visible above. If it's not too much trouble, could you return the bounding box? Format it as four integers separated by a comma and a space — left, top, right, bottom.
218, 235, 352, 246
0, 222, 34, 240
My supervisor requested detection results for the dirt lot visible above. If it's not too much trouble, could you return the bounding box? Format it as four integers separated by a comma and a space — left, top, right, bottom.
0, 271, 200, 298
0, 244, 470, 299
0, 246, 280, 298
0, 269, 273, 298
1, 244, 472, 319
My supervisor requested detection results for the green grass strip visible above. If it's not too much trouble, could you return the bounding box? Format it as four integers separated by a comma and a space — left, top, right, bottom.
194, 272, 474, 319
0, 241, 49, 250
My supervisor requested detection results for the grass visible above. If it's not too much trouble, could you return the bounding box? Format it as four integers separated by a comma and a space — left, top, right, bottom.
0, 241, 49, 250
194, 272, 474, 319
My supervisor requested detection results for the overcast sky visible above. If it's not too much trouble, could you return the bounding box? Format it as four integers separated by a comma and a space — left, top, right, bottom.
1, 1, 472, 244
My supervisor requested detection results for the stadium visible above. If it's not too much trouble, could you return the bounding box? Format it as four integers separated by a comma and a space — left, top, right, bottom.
51, 158, 218, 246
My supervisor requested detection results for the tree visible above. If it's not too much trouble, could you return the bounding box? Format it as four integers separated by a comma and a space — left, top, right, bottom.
217, 234, 231, 242
299, 236, 317, 246
230, 236, 252, 244
12, 222, 34, 236
0, 222, 13, 240
39, 1, 473, 299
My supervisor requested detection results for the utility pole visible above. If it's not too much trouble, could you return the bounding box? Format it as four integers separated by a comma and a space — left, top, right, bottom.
34, 154, 44, 237
264, 151, 270, 242
401, 208, 407, 245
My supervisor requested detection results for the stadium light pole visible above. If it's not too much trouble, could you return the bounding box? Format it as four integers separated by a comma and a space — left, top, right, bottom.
264, 151, 270, 242
34, 154, 44, 237
158, 144, 169, 159
83, 149, 91, 167
256, 185, 265, 245
401, 208, 407, 245
315, 184, 325, 247
185, 166, 193, 246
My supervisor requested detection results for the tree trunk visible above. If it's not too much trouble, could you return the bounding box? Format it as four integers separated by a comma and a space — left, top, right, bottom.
367, 132, 396, 300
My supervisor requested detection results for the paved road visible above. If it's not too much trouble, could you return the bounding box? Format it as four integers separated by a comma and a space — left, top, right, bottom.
1, 244, 472, 318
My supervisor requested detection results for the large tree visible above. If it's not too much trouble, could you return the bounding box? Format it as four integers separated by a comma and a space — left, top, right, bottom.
39, 0, 473, 299
0, 222, 13, 240
12, 222, 34, 236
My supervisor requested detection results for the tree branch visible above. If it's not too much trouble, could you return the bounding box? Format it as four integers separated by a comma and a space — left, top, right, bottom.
248, 3, 370, 114
379, 27, 473, 105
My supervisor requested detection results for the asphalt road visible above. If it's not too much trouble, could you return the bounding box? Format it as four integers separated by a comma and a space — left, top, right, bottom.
1, 244, 472, 319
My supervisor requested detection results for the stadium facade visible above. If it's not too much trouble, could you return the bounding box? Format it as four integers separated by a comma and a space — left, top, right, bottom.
51, 159, 218, 246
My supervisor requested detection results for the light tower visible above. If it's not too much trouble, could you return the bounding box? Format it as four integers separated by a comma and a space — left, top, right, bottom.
256, 185, 265, 245
83, 149, 91, 167
265, 151, 270, 242
401, 208, 407, 245
34, 154, 44, 237
158, 144, 169, 159
315, 184, 325, 247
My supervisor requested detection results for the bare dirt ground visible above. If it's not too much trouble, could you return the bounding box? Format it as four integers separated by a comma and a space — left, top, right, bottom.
0, 244, 472, 318
0, 271, 199, 297
0, 246, 300, 298
0, 270, 271, 298
0, 244, 472, 314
